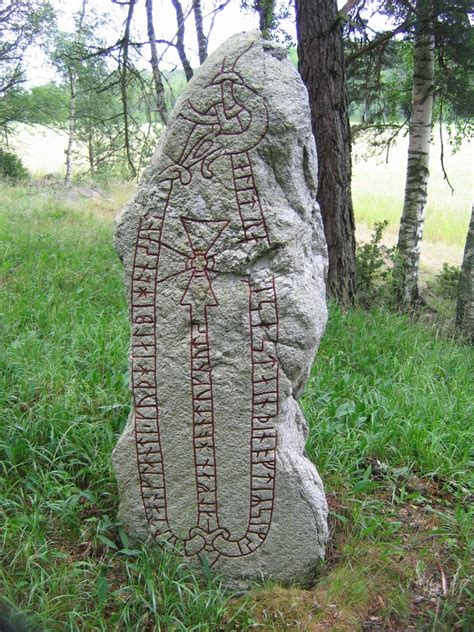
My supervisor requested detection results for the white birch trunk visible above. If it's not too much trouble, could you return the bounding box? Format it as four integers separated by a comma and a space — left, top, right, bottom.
145, 0, 169, 125
64, 70, 77, 185
192, 0, 207, 64
456, 204, 474, 342
396, 0, 435, 304
64, 0, 87, 185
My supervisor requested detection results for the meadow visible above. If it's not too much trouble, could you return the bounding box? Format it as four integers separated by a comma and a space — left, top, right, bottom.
10, 123, 473, 265
353, 135, 472, 277
0, 182, 472, 631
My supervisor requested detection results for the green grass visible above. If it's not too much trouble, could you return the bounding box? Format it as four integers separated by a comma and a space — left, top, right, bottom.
352, 134, 472, 247
303, 307, 473, 487
353, 192, 471, 248
1, 185, 473, 631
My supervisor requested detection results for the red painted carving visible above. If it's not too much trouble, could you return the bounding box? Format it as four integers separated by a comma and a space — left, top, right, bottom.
130, 45, 279, 564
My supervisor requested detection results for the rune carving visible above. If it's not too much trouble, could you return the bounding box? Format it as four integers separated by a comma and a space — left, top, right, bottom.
130, 45, 279, 565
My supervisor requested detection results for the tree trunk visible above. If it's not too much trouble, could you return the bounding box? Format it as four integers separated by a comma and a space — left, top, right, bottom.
64, 69, 77, 185
88, 130, 94, 174
295, 0, 357, 306
396, 0, 435, 305
145, 0, 169, 125
255, 0, 276, 38
192, 0, 207, 64
171, 0, 193, 81
120, 0, 137, 178
456, 204, 474, 342
64, 0, 87, 185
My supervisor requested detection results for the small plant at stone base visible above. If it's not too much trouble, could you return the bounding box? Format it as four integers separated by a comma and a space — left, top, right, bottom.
0, 148, 29, 180
430, 263, 461, 300
386, 248, 411, 308
355, 220, 395, 305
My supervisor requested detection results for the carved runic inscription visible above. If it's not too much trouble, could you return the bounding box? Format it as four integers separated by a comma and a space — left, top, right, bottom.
131, 45, 279, 566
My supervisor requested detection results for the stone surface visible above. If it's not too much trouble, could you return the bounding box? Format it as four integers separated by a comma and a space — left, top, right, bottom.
113, 31, 328, 587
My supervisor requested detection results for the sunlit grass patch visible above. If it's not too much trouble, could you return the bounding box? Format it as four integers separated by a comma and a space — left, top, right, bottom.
353, 192, 470, 248
352, 134, 472, 248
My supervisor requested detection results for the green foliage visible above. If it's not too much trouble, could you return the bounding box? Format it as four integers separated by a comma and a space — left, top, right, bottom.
356, 221, 393, 303
346, 0, 473, 147
0, 148, 29, 180
431, 263, 462, 300
355, 221, 408, 307
432, 0, 474, 124
0, 1, 55, 97
46, 5, 175, 179
348, 39, 413, 132
0, 83, 69, 130
240, 0, 294, 45
303, 304, 473, 489
287, 46, 298, 66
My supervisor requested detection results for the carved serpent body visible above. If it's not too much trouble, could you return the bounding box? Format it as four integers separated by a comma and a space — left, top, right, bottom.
130, 49, 279, 565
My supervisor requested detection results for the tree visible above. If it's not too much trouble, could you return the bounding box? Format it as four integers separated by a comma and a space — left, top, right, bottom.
0, 83, 68, 134
295, 0, 357, 306
0, 0, 55, 142
395, 0, 435, 305
145, 0, 169, 125
0, 1, 54, 96
343, 0, 472, 306
241, 1, 294, 42
118, 0, 138, 177
47, 0, 155, 180
244, 0, 277, 38
345, 0, 473, 143
192, 0, 208, 64
51, 0, 89, 184
456, 205, 474, 343
171, 0, 193, 81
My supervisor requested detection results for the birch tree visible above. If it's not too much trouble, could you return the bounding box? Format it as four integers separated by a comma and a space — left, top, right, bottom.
145, 0, 169, 125
52, 0, 88, 185
343, 0, 471, 306
395, 0, 435, 305
456, 205, 474, 342
192, 0, 208, 64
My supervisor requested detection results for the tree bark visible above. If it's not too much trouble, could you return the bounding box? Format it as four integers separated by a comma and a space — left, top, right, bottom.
64, 0, 87, 185
254, 0, 276, 38
192, 0, 207, 64
295, 0, 357, 306
456, 204, 474, 342
64, 69, 77, 185
120, 0, 137, 178
146, 0, 169, 125
171, 0, 193, 81
87, 131, 94, 173
396, 0, 435, 305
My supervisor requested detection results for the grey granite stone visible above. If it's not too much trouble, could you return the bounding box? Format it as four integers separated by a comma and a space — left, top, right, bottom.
113, 31, 328, 588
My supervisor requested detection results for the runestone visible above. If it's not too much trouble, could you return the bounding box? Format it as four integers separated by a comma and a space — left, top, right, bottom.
114, 31, 329, 587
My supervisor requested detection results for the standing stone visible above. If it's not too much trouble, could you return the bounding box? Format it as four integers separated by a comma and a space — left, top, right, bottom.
113, 31, 328, 587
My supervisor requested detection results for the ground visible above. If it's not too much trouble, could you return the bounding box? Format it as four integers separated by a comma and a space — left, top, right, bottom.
0, 131, 473, 630
1, 183, 472, 631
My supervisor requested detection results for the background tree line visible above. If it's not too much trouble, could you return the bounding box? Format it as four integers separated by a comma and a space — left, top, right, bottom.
0, 0, 472, 338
